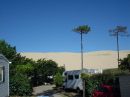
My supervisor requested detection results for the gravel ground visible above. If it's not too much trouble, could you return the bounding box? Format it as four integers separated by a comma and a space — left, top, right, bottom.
32, 85, 55, 95
32, 85, 67, 97
32, 85, 81, 97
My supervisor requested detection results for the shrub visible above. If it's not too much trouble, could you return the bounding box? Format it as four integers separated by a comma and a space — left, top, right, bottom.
103, 68, 130, 76
10, 73, 33, 96
54, 72, 63, 87
119, 54, 130, 71
82, 73, 115, 97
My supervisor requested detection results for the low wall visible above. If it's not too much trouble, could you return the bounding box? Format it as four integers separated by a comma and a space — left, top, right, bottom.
119, 75, 130, 97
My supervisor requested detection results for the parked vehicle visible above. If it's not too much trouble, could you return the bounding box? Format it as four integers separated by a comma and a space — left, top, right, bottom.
62, 69, 102, 92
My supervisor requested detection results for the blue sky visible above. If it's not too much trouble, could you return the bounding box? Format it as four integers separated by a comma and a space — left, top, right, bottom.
0, 0, 130, 52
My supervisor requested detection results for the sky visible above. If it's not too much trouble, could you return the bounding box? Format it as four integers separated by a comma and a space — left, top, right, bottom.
0, 0, 130, 52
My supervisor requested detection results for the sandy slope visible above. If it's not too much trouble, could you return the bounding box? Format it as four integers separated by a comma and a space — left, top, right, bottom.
21, 50, 130, 70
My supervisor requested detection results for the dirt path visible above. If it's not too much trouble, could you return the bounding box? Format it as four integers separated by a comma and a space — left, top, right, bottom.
33, 85, 55, 95
32, 85, 66, 97
32, 85, 81, 97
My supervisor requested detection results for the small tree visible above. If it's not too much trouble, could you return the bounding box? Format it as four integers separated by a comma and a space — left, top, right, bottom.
0, 40, 34, 95
10, 73, 32, 96
54, 72, 63, 87
57, 66, 65, 74
16, 63, 34, 77
0, 40, 16, 61
119, 54, 130, 71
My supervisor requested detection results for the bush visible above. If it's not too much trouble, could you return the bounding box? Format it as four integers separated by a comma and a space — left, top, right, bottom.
10, 73, 33, 96
81, 68, 129, 97
103, 68, 130, 76
0, 40, 65, 95
54, 72, 63, 87
82, 73, 116, 97
119, 54, 130, 71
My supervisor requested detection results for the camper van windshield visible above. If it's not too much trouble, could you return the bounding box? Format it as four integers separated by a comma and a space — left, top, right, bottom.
75, 75, 79, 79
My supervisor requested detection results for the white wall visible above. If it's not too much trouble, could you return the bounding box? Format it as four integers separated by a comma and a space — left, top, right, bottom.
0, 58, 9, 97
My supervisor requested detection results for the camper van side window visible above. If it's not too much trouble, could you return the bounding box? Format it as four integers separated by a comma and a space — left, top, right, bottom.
75, 75, 79, 79
65, 72, 67, 76
0, 66, 4, 83
68, 75, 73, 80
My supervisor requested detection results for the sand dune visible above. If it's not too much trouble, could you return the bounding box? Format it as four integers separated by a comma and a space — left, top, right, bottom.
21, 50, 130, 70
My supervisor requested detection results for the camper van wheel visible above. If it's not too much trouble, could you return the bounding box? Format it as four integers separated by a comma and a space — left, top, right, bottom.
76, 87, 80, 93
63, 86, 67, 91
63, 86, 65, 90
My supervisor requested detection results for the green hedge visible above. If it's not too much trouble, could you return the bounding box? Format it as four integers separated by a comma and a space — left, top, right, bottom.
81, 68, 130, 97
82, 73, 115, 97
103, 68, 130, 76
54, 72, 63, 87
10, 73, 33, 96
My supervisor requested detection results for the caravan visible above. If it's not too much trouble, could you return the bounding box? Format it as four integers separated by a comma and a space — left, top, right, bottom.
62, 69, 102, 91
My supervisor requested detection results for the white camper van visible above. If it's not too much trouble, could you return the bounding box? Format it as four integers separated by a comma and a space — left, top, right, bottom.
62, 69, 102, 91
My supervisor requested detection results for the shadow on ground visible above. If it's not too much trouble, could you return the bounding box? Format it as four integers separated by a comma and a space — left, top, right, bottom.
36, 87, 82, 97
36, 90, 55, 96
62, 90, 82, 97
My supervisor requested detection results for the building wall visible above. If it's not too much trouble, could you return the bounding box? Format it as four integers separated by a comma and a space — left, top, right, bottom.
0, 58, 9, 97
119, 75, 130, 97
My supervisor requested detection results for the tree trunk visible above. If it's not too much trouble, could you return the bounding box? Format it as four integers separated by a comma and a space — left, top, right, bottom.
81, 32, 85, 97
81, 32, 83, 70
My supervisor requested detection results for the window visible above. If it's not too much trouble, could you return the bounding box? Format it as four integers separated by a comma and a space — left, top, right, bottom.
64, 72, 67, 76
68, 75, 73, 80
75, 75, 79, 79
0, 66, 4, 83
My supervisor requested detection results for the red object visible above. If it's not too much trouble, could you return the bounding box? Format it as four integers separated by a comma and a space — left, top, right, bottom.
92, 84, 114, 97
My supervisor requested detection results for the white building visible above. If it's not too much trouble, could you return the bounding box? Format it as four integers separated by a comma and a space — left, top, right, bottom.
0, 54, 9, 97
